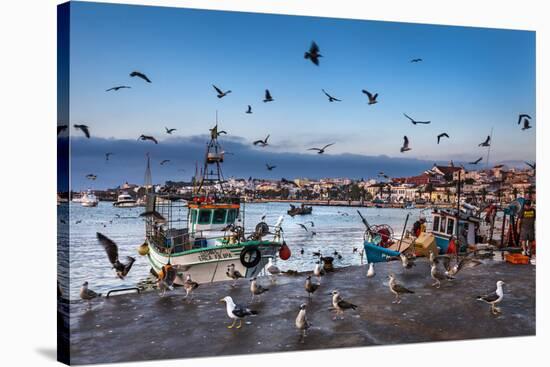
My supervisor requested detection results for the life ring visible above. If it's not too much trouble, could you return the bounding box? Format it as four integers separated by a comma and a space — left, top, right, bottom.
240, 246, 262, 268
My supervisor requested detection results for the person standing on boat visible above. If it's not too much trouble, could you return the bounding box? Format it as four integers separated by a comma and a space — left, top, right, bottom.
518, 200, 536, 256
412, 217, 426, 237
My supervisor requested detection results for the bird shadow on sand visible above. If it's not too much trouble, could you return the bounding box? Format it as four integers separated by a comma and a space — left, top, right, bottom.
35, 348, 57, 361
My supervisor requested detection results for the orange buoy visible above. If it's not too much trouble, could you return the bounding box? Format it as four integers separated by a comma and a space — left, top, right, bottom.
279, 241, 291, 260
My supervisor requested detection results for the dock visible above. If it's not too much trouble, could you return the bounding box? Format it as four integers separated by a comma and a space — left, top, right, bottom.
67, 259, 535, 365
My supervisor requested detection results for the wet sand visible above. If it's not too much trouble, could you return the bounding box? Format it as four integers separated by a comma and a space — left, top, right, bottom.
67, 259, 535, 365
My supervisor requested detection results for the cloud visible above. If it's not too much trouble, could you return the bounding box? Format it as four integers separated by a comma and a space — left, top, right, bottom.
68, 135, 460, 190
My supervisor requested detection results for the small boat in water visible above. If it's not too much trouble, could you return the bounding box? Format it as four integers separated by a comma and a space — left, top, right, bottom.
81, 189, 99, 207
113, 192, 138, 208
287, 204, 313, 216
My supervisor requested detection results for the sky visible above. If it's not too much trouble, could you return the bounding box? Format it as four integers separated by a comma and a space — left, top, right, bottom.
61, 1, 536, 190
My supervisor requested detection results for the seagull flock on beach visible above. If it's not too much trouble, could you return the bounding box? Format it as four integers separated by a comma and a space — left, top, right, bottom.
57, 40, 535, 182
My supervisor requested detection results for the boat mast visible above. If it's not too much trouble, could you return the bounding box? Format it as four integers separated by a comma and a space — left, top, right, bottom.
144, 152, 152, 194
195, 111, 226, 196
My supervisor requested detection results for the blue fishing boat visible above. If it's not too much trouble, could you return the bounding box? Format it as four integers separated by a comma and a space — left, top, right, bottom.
429, 207, 480, 254
357, 211, 412, 263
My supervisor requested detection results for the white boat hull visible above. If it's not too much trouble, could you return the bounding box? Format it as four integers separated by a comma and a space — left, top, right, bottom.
146, 241, 279, 285
113, 202, 138, 208
81, 201, 98, 207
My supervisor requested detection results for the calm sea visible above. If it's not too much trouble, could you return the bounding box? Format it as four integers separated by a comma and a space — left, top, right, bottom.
59, 202, 423, 300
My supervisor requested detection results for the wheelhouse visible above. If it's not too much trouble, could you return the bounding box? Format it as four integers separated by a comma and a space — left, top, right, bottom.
430, 208, 479, 254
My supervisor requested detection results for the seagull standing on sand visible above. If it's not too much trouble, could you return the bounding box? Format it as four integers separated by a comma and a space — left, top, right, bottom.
477, 280, 505, 315
80, 281, 101, 308
305, 275, 320, 299
314, 261, 325, 284
96, 232, 136, 279
430, 263, 454, 288
296, 303, 311, 342
183, 274, 199, 301
400, 253, 416, 269
367, 263, 375, 277
331, 290, 358, 320
266, 258, 281, 283
250, 277, 269, 302
226, 263, 244, 287
220, 296, 258, 329
388, 274, 414, 304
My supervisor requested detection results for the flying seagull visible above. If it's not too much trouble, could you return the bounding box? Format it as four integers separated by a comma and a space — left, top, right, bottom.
106, 85, 131, 92
403, 113, 430, 125
388, 274, 414, 304
304, 41, 322, 66
522, 119, 532, 130
96, 232, 136, 279
266, 164, 276, 171
263, 89, 274, 103
138, 134, 158, 144
295, 303, 311, 342
400, 136, 411, 153
85, 174, 97, 180
165, 127, 176, 134
437, 133, 450, 144
80, 281, 101, 308
246, 105, 252, 114
525, 161, 535, 170
304, 221, 315, 227
183, 274, 199, 302
430, 263, 454, 288
249, 277, 269, 302
308, 143, 334, 154
443, 256, 482, 277
226, 263, 244, 287
160, 159, 170, 165
322, 89, 341, 102
253, 135, 270, 147
220, 296, 258, 329
469, 157, 483, 165
212, 84, 231, 98
73, 124, 90, 138
477, 280, 505, 315
362, 89, 378, 105
331, 290, 358, 320
305, 275, 320, 299
209, 124, 227, 139
517, 114, 531, 125
410, 58, 423, 63
479, 135, 491, 147
129, 71, 151, 83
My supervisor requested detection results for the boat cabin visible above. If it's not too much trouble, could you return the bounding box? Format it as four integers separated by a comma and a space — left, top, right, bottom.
430, 209, 479, 254
188, 204, 239, 233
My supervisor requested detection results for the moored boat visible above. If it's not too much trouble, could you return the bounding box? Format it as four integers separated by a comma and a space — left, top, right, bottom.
287, 203, 313, 216
141, 119, 290, 285
113, 192, 138, 208
81, 189, 99, 207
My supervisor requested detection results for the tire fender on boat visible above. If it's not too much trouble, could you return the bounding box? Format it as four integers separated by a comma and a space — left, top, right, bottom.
240, 246, 262, 268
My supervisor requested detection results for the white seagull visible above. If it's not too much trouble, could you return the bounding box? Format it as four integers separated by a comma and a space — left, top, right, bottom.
220, 296, 258, 329
296, 303, 311, 342
477, 280, 505, 315
313, 261, 325, 283
266, 258, 281, 283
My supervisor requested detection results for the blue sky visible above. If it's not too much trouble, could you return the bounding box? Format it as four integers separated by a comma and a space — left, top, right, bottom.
64, 1, 535, 189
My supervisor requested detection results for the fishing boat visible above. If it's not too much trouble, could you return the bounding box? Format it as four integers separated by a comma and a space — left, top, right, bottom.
357, 211, 413, 263
113, 192, 138, 208
287, 203, 313, 216
429, 206, 480, 254
140, 120, 290, 285
80, 189, 99, 207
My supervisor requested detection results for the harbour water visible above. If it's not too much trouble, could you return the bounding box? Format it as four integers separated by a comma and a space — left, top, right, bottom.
60, 202, 423, 299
